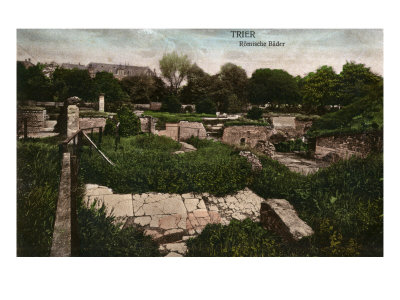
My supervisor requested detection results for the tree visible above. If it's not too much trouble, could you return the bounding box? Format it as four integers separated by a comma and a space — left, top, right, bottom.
17, 62, 53, 101
121, 74, 167, 104
338, 62, 383, 106
94, 71, 128, 102
161, 95, 181, 113
196, 98, 217, 114
159, 52, 192, 94
219, 63, 249, 103
300, 66, 341, 113
179, 64, 213, 104
248, 68, 300, 106
52, 68, 96, 102
247, 107, 263, 120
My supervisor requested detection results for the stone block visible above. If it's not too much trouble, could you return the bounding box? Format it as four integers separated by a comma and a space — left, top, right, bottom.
103, 194, 133, 217
134, 216, 151, 226
184, 198, 199, 212
260, 199, 314, 241
159, 214, 182, 230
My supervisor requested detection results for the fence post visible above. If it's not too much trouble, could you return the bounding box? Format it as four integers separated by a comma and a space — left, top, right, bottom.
115, 122, 120, 151
98, 127, 103, 149
23, 118, 28, 140
78, 131, 83, 159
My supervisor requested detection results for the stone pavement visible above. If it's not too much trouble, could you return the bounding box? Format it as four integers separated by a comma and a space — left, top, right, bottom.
271, 152, 328, 175
84, 185, 265, 257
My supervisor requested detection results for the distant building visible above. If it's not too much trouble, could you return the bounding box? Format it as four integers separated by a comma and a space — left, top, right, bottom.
87, 62, 155, 80
18, 58, 34, 69
42, 62, 59, 78
60, 63, 87, 71
59, 62, 154, 80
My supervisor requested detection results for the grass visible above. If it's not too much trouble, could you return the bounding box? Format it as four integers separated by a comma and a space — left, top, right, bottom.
142, 111, 215, 129
80, 134, 252, 196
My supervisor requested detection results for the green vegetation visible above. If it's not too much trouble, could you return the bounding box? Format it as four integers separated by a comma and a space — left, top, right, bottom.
79, 110, 113, 118
104, 106, 141, 137
78, 200, 160, 256
274, 139, 309, 152
143, 111, 215, 129
307, 93, 383, 138
246, 107, 263, 120
80, 135, 252, 195
224, 120, 270, 127
250, 154, 383, 256
17, 138, 163, 257
186, 219, 283, 257
17, 141, 60, 256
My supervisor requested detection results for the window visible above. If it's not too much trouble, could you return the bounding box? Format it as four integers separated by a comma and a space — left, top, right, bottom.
240, 138, 246, 146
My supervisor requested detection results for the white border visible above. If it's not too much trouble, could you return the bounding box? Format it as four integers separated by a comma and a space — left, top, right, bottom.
2, 1, 399, 299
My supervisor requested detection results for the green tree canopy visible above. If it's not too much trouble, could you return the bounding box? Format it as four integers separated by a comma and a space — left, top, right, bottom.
248, 68, 300, 106
179, 64, 214, 104
52, 68, 96, 101
159, 52, 192, 94
121, 74, 167, 104
300, 66, 341, 113
161, 95, 182, 113
17, 62, 52, 101
94, 71, 128, 102
338, 62, 383, 106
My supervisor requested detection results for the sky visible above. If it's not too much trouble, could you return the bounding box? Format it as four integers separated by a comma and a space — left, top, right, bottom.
17, 29, 383, 77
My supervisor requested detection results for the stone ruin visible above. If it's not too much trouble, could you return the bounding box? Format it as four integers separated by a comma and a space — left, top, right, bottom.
157, 121, 207, 141
84, 184, 314, 257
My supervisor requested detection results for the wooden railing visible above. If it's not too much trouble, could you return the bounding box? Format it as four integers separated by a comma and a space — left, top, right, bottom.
50, 127, 115, 256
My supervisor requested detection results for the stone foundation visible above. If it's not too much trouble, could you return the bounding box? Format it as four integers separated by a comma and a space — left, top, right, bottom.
17, 108, 46, 133
84, 185, 267, 256
79, 117, 106, 133
315, 131, 383, 162
157, 121, 207, 141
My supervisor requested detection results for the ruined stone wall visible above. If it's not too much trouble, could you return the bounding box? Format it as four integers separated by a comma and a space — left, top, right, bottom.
139, 116, 156, 133
79, 117, 106, 133
17, 109, 46, 133
222, 126, 272, 148
84, 184, 313, 256
178, 121, 207, 140
150, 102, 162, 111
157, 121, 207, 141
158, 123, 179, 140
315, 131, 383, 161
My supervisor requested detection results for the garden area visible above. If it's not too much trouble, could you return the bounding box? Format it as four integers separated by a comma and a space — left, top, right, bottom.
17, 129, 383, 256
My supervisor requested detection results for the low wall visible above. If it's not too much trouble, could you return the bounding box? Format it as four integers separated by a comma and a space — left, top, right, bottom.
315, 131, 383, 161
157, 121, 207, 141
17, 108, 46, 133
79, 117, 107, 133
222, 126, 271, 148
50, 153, 79, 256
140, 116, 156, 133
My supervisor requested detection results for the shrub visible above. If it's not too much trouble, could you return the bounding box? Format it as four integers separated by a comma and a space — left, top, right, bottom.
117, 106, 141, 137
104, 107, 140, 137
185, 219, 283, 257
196, 98, 217, 114
274, 138, 309, 152
78, 201, 161, 256
79, 135, 252, 196
246, 107, 263, 120
17, 141, 61, 256
161, 95, 181, 113
250, 153, 383, 256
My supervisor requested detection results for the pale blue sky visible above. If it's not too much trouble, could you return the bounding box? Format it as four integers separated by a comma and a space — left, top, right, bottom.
17, 29, 383, 77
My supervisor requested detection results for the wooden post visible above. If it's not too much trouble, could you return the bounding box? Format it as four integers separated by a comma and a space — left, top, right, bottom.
78, 131, 83, 159
73, 136, 76, 156
23, 118, 28, 140
98, 127, 103, 149
115, 122, 120, 151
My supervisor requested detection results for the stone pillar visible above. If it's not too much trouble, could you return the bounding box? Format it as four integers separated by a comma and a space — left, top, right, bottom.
67, 105, 79, 138
99, 93, 105, 112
